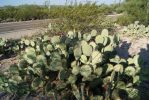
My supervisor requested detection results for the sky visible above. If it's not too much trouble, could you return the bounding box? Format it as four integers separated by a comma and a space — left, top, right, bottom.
0, 0, 121, 7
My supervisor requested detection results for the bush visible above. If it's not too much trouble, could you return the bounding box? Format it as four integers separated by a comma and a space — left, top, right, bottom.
121, 0, 149, 25
0, 5, 49, 22
116, 13, 135, 26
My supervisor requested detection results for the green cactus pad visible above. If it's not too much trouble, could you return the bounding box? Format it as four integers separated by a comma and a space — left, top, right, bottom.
30, 41, 35, 47
80, 55, 88, 64
74, 47, 82, 59
47, 44, 53, 51
81, 42, 93, 56
58, 70, 69, 80
72, 66, 80, 75
31, 78, 43, 90
80, 65, 92, 77
68, 75, 77, 84
101, 29, 109, 37
114, 64, 123, 73
95, 35, 104, 44
43, 35, 50, 42
51, 36, 60, 44
37, 55, 47, 65
104, 45, 113, 52
94, 67, 103, 76
91, 51, 102, 65
91, 29, 97, 37
68, 31, 75, 39
125, 66, 136, 76
89, 42, 97, 50
24, 39, 30, 45
83, 33, 91, 41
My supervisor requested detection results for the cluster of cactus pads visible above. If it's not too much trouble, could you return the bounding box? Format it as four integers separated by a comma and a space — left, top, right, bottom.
0, 38, 20, 56
121, 21, 149, 37
0, 29, 141, 99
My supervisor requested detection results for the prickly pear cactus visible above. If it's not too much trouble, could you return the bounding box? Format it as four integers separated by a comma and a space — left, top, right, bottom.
121, 21, 149, 37
0, 29, 141, 100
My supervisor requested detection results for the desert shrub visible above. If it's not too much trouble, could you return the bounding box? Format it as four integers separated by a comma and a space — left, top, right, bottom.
0, 5, 49, 22
116, 13, 135, 26
121, 0, 149, 25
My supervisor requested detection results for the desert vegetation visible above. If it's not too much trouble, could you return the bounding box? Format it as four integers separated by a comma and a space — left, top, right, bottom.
0, 0, 149, 99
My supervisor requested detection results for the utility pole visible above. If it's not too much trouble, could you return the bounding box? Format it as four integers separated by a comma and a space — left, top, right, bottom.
75, 0, 77, 5
119, 0, 121, 6
114, 0, 116, 4
48, 0, 51, 11
45, 0, 51, 10
65, 0, 68, 5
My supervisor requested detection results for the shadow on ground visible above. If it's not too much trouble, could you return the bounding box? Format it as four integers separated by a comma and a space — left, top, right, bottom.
116, 42, 149, 100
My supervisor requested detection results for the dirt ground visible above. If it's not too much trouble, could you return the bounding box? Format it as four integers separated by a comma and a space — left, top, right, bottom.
116, 36, 149, 66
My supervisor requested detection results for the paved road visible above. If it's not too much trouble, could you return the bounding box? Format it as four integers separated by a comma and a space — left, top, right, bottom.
0, 19, 57, 33
0, 19, 58, 39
